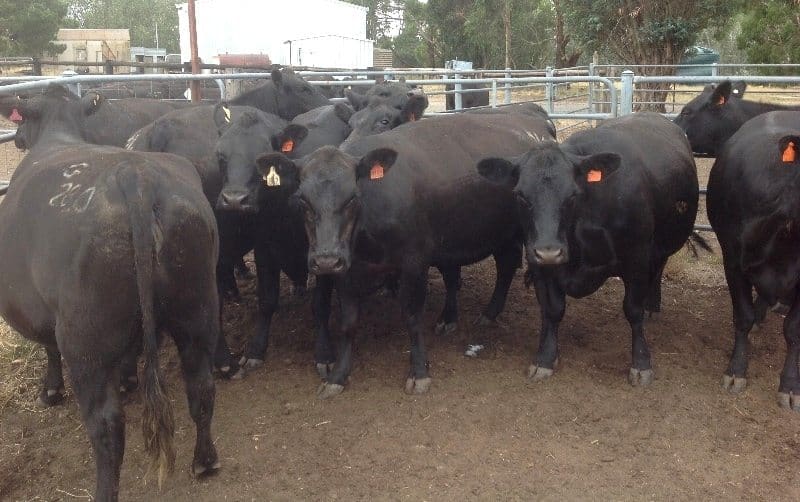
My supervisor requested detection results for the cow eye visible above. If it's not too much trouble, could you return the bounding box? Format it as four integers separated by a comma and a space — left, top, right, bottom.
379, 118, 390, 126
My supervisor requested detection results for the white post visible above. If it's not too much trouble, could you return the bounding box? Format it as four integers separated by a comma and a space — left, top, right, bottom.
620, 70, 634, 116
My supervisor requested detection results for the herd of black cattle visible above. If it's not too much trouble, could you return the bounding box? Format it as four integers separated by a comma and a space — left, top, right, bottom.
0, 69, 798, 500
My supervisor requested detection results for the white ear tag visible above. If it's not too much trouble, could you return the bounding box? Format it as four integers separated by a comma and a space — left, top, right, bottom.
223, 106, 231, 123
264, 166, 281, 187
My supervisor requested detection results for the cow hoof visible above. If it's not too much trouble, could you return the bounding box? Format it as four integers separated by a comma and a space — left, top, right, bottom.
434, 321, 457, 335
628, 368, 654, 387
464, 344, 485, 358
36, 388, 64, 407
238, 356, 265, 371
405, 377, 432, 395
316, 362, 334, 379
778, 392, 800, 412
721, 374, 747, 394
317, 382, 344, 400
119, 376, 139, 394
527, 365, 554, 382
193, 458, 221, 477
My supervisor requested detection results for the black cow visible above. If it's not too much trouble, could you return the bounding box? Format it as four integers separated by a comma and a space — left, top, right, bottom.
276, 103, 354, 158
674, 80, 798, 155
258, 112, 556, 398
445, 82, 490, 110
706, 110, 800, 410
215, 119, 311, 370
0, 85, 220, 499
227, 68, 330, 119
341, 92, 428, 148
5, 91, 187, 149
478, 112, 699, 385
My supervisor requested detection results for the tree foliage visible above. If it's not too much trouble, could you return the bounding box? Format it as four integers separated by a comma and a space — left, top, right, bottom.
67, 0, 180, 53
0, 0, 68, 57
737, 0, 800, 74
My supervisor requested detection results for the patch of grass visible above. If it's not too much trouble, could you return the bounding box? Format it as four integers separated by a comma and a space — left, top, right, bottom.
0, 323, 45, 416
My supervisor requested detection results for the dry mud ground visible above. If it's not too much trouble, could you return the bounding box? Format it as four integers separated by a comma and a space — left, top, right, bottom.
1, 128, 800, 500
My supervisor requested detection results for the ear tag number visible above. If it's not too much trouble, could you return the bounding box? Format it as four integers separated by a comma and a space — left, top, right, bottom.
264, 166, 281, 187
587, 169, 602, 183
370, 163, 385, 180
281, 139, 294, 153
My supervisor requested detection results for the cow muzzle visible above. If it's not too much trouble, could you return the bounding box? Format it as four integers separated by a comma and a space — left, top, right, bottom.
530, 246, 568, 266
308, 254, 348, 275
217, 189, 257, 213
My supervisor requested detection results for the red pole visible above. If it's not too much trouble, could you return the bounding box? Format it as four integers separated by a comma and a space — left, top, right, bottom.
188, 0, 201, 102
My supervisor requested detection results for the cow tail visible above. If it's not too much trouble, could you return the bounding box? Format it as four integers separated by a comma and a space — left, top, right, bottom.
117, 165, 176, 487
687, 230, 714, 257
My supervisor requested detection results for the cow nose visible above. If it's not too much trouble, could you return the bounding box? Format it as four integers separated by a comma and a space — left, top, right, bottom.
218, 190, 249, 211
533, 247, 567, 265
309, 255, 347, 275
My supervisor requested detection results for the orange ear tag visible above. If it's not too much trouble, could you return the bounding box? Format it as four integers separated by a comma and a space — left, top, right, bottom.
587, 169, 602, 183
783, 142, 796, 163
369, 163, 385, 180
281, 139, 294, 153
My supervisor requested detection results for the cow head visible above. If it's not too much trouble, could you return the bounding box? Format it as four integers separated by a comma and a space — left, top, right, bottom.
80, 91, 106, 116
13, 85, 83, 150
478, 142, 620, 266
673, 80, 747, 155
341, 92, 428, 148
272, 69, 330, 119
257, 146, 397, 275
215, 104, 307, 213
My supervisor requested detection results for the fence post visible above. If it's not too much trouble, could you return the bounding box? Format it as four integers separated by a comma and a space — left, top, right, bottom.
104, 60, 114, 75
454, 72, 463, 110
504, 67, 512, 104
491, 79, 497, 108
545, 66, 554, 114
620, 69, 634, 116
587, 62, 595, 115
32, 57, 42, 76
711, 62, 718, 77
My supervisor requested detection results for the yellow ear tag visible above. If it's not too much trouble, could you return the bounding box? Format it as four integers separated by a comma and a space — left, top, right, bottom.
92, 96, 99, 107
223, 106, 231, 123
264, 166, 281, 187
587, 169, 602, 183
281, 139, 294, 153
369, 163, 385, 180
783, 142, 796, 163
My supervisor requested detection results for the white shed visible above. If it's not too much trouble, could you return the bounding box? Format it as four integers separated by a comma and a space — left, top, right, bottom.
176, 0, 374, 68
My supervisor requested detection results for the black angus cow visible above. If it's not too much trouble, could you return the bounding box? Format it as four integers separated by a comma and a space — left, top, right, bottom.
215, 118, 311, 370
340, 92, 428, 147
0, 85, 220, 500
706, 111, 800, 410
277, 103, 354, 158
445, 82, 490, 110
226, 68, 330, 119
258, 112, 556, 398
674, 80, 799, 156
4, 91, 186, 149
478, 112, 699, 385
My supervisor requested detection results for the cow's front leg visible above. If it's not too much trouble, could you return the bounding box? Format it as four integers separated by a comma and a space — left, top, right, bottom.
778, 299, 800, 411
313, 274, 336, 379
38, 344, 65, 407
401, 265, 431, 394
434, 265, 460, 335
623, 271, 653, 386
239, 247, 281, 371
528, 270, 565, 381
318, 279, 359, 399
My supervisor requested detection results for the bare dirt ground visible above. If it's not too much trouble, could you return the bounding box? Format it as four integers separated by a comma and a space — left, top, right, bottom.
1, 93, 800, 501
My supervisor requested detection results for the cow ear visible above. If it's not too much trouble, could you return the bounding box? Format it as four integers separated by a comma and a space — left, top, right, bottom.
709, 81, 732, 107
81, 91, 103, 116
271, 124, 309, 154
271, 69, 284, 88
779, 135, 800, 164
401, 94, 428, 123
356, 148, 398, 181
213, 102, 234, 135
256, 152, 300, 188
346, 89, 368, 111
334, 102, 354, 124
731, 81, 747, 98
573, 153, 621, 185
477, 157, 519, 188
